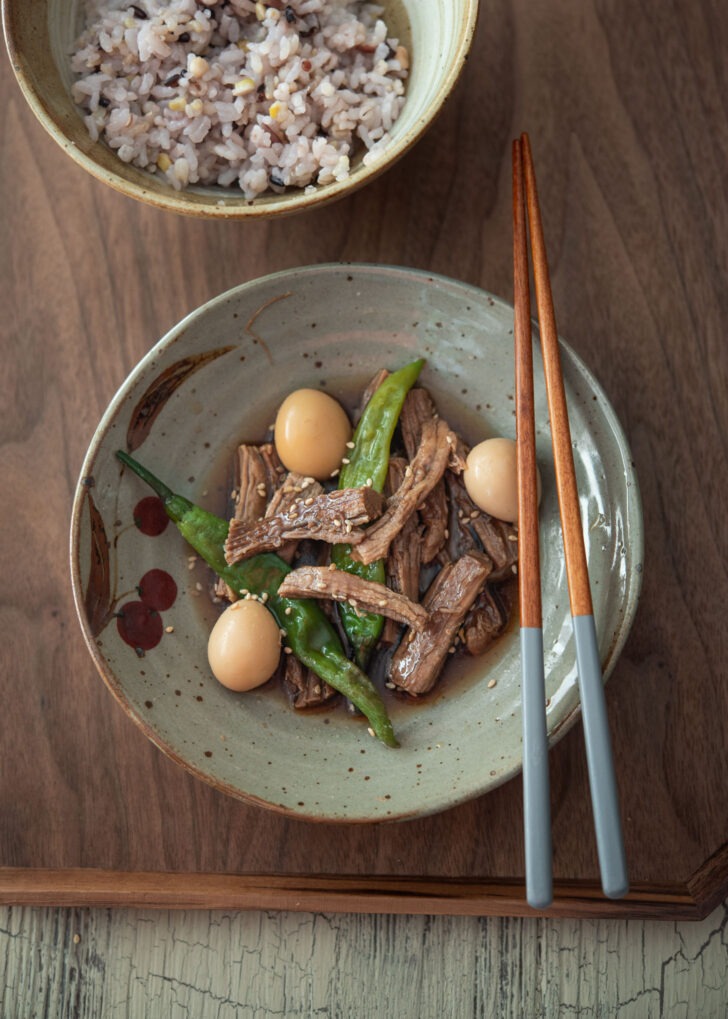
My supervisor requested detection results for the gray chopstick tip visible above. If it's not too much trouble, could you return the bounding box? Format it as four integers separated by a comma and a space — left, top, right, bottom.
603, 879, 629, 900
527, 890, 554, 910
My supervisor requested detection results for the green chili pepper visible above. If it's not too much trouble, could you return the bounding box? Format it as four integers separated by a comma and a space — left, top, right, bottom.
116, 450, 397, 747
331, 358, 425, 668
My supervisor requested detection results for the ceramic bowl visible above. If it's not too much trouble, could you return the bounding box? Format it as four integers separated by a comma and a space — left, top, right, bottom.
3, 0, 478, 219
70, 264, 643, 822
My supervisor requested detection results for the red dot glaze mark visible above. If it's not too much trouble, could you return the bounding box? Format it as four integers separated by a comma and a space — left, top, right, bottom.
133, 497, 169, 536
138, 569, 177, 611
117, 601, 163, 651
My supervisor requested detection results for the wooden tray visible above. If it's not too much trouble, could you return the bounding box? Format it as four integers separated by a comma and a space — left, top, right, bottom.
2, 2, 727, 919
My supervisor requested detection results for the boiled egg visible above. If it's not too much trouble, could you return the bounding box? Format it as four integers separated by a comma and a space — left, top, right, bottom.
207, 599, 281, 692
274, 388, 352, 480
463, 437, 539, 523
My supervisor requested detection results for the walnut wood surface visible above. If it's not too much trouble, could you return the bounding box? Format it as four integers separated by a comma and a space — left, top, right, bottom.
1, 0, 727, 915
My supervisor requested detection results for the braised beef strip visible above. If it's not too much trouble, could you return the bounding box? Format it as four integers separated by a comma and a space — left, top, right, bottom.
440, 470, 518, 579
470, 514, 519, 582
232, 442, 283, 522
390, 551, 492, 695
278, 565, 429, 631
262, 471, 324, 564
215, 443, 286, 600
381, 457, 422, 645
225, 485, 385, 564
400, 388, 448, 562
280, 653, 337, 709
351, 418, 454, 565
462, 584, 510, 656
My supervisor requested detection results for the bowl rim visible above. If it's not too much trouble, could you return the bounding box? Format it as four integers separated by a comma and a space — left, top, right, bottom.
69, 262, 644, 823
2, 0, 481, 219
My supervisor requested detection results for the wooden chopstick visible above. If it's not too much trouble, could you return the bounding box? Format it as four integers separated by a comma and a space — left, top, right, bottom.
513, 138, 553, 910
520, 132, 628, 900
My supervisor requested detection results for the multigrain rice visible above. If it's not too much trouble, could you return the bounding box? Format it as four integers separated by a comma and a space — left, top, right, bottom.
70, 0, 408, 199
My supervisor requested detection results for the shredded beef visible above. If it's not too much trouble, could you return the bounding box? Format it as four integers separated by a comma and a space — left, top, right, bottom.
463, 585, 510, 655
381, 457, 422, 644
389, 551, 492, 695
278, 565, 428, 631
281, 654, 337, 709
225, 485, 385, 564
351, 418, 454, 565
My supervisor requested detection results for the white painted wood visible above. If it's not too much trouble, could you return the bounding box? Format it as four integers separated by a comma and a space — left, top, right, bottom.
1, 901, 726, 1017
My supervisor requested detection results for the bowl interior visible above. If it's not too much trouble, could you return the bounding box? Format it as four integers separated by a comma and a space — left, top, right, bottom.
4, 0, 479, 217
71, 264, 643, 822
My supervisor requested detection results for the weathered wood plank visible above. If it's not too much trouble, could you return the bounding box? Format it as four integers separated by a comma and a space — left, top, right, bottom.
1, 901, 727, 1017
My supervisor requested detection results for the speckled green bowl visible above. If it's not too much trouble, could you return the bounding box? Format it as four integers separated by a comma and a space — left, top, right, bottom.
70, 264, 643, 822
3, 0, 478, 218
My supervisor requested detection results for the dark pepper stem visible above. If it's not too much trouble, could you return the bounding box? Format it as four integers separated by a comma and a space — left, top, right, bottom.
117, 449, 173, 501
117, 449, 191, 524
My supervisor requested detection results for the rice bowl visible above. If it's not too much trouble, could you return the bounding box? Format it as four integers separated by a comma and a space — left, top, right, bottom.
4, 0, 479, 217
70, 0, 408, 199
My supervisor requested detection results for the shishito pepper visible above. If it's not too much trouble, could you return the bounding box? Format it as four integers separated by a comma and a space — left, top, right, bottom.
331, 358, 424, 667
116, 450, 397, 747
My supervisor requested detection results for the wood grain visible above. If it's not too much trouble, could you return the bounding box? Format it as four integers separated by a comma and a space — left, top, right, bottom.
1, 0, 727, 916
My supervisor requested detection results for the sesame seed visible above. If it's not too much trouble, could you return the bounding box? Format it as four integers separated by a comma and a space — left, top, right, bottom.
511, 564, 518, 574
367, 727, 375, 738
366, 477, 373, 487
448, 646, 456, 654
195, 582, 203, 591
332, 519, 342, 528
385, 682, 396, 690
444, 529, 449, 538
345, 521, 353, 533
470, 511, 480, 519
330, 469, 340, 478
304, 497, 314, 506
284, 647, 293, 655
346, 441, 355, 449
378, 599, 387, 607
328, 563, 336, 571
313, 685, 321, 695
508, 533, 518, 541
165, 626, 175, 634
487, 678, 497, 689
284, 606, 292, 615
261, 592, 269, 602
341, 458, 350, 465
404, 465, 412, 477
